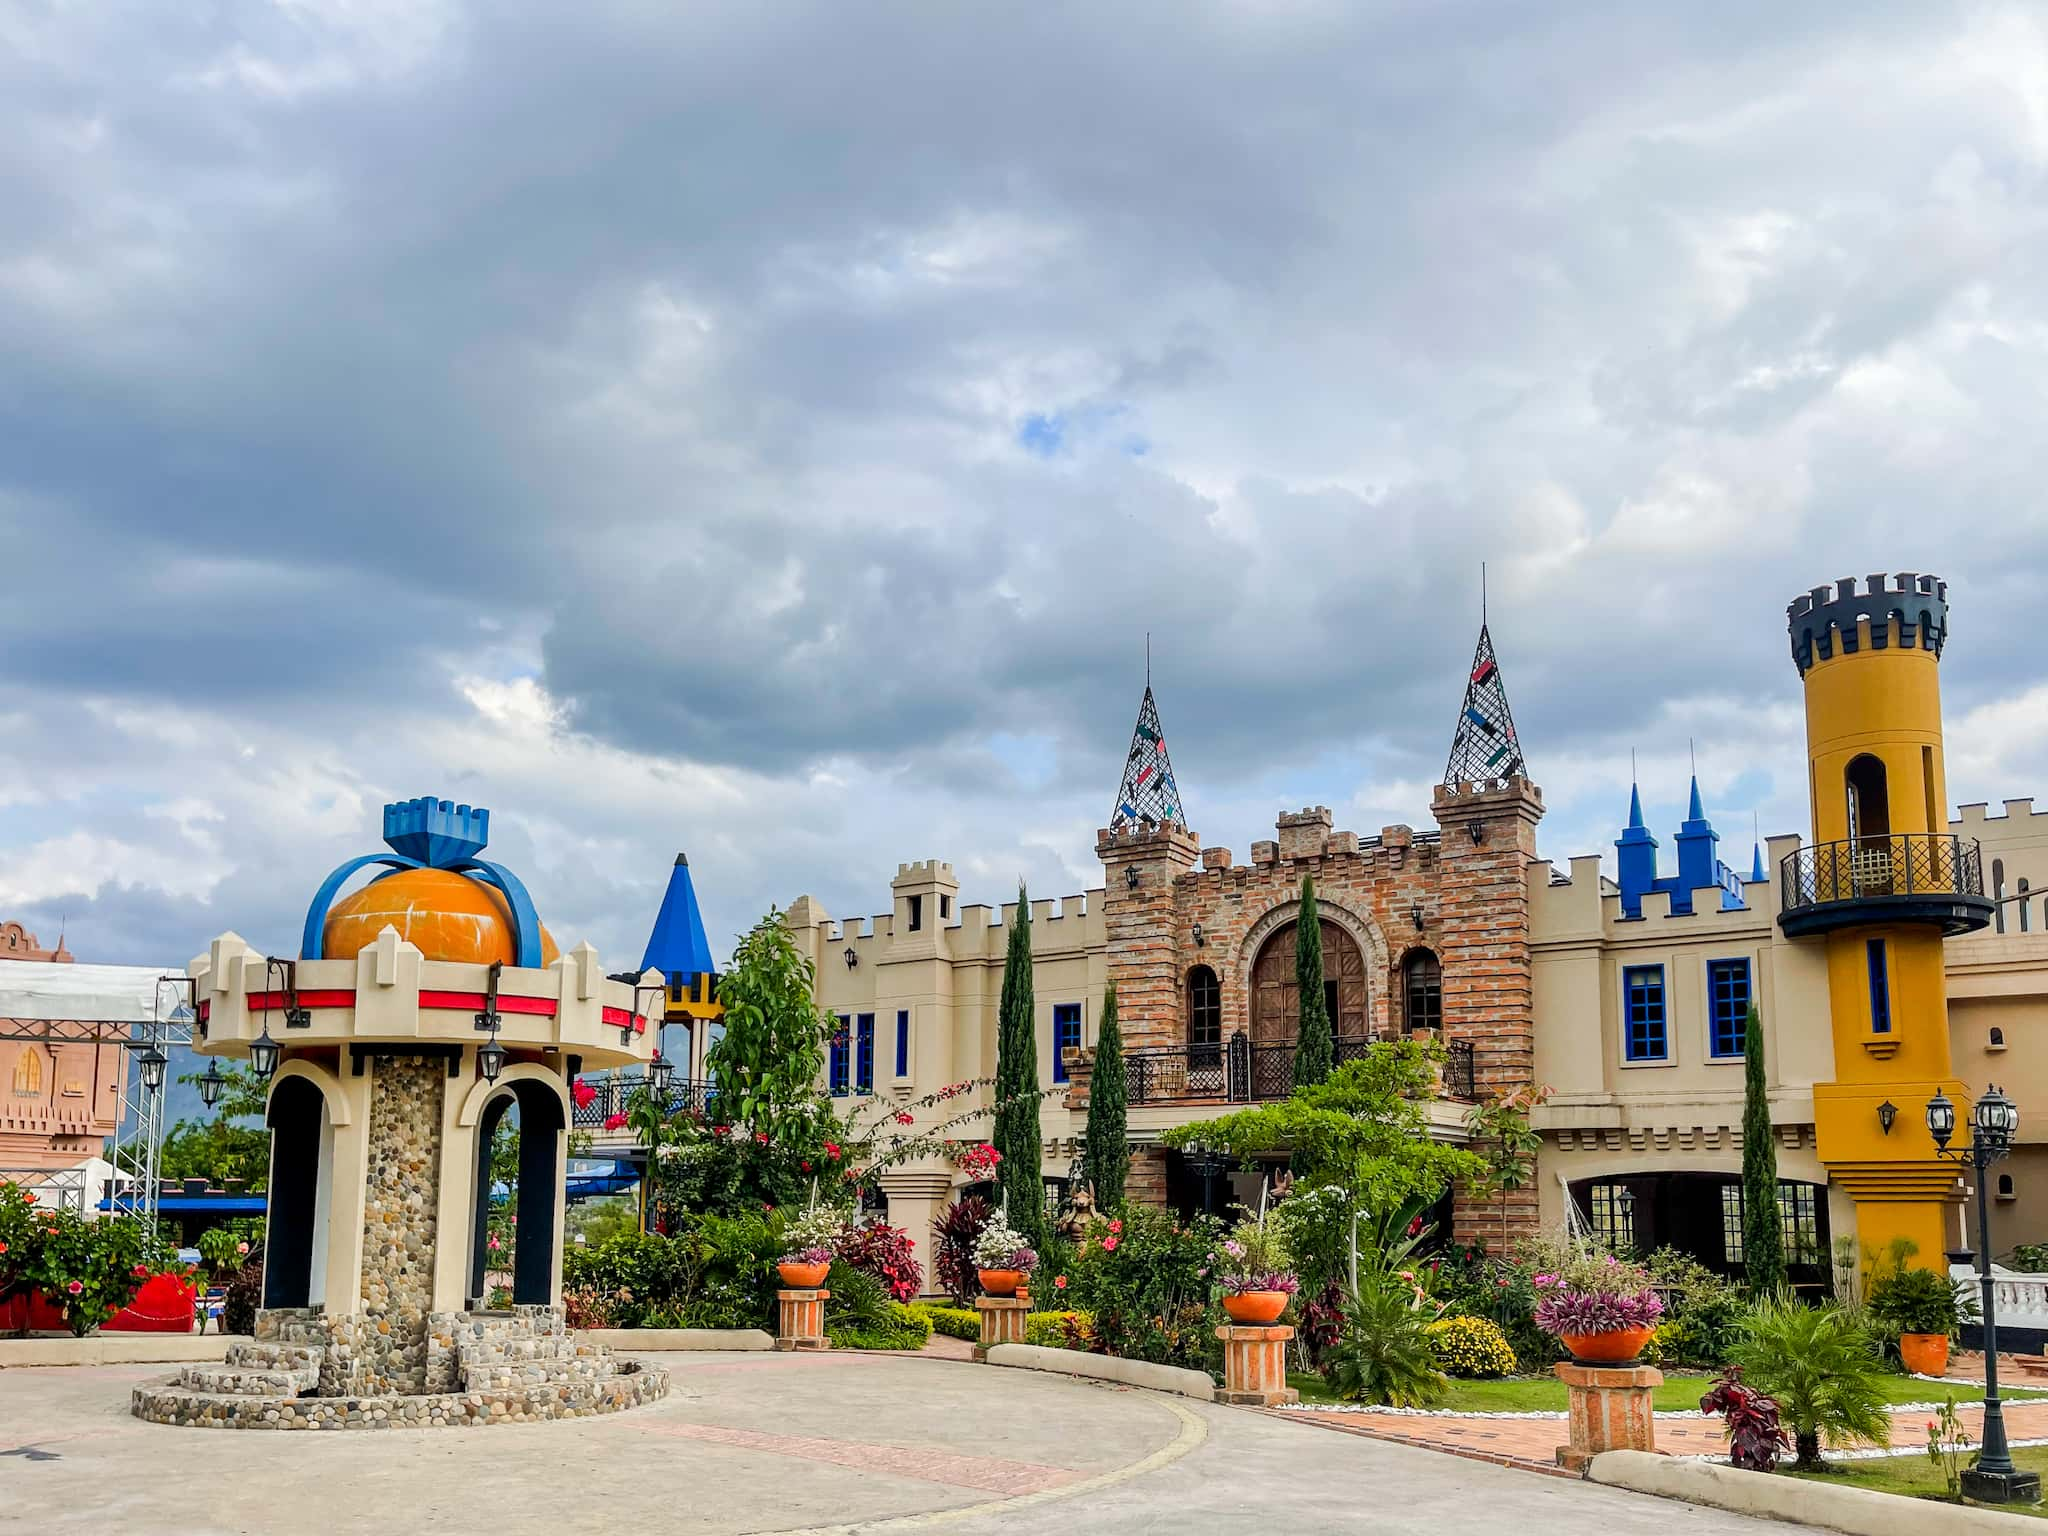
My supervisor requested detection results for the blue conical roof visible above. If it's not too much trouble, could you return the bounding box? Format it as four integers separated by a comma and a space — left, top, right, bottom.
641, 852, 717, 984
1750, 841, 1767, 884
1627, 782, 1646, 829
1687, 775, 1705, 822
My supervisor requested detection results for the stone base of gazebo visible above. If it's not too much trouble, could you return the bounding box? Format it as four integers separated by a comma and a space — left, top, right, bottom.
132, 1305, 668, 1430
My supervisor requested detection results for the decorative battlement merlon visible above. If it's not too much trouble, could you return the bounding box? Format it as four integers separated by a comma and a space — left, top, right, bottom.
1095, 820, 1203, 852
1787, 572, 1949, 674
382, 796, 490, 867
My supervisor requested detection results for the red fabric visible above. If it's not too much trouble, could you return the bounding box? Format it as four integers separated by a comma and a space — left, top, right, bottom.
105, 1274, 198, 1333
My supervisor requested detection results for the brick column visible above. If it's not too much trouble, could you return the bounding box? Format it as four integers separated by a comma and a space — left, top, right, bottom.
1554, 1362, 1660, 1470
1216, 1324, 1297, 1405
1431, 776, 1543, 1251
974, 1294, 1032, 1358
1125, 1146, 1170, 1210
775, 1289, 829, 1351
1096, 822, 1201, 1051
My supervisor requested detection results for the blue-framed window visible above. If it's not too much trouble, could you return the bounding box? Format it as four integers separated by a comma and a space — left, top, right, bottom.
1052, 1003, 1082, 1084
1866, 939, 1891, 1034
1707, 959, 1751, 1058
1623, 965, 1667, 1061
829, 1014, 850, 1096
895, 1009, 910, 1078
855, 1013, 875, 1093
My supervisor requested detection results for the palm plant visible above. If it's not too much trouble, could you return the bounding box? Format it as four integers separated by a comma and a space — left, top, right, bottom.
1728, 1295, 1892, 1469
1321, 1264, 1447, 1408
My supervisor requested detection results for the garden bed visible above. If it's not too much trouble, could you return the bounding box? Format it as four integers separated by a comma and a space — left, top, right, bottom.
1783, 1446, 2048, 1518
1283, 1371, 2048, 1415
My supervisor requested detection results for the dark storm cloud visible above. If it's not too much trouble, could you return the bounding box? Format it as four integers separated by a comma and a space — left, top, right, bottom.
4, 0, 2047, 965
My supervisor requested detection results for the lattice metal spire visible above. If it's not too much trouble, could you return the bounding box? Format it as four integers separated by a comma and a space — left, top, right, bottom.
1111, 684, 1186, 829
1443, 623, 1526, 787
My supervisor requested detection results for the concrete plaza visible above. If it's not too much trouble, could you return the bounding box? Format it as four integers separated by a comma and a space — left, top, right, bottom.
3, 1351, 1824, 1535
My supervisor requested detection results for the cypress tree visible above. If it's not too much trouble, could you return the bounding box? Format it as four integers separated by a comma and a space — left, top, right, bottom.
1084, 982, 1130, 1212
1293, 874, 1335, 1088
1740, 1003, 1786, 1295
994, 884, 1045, 1246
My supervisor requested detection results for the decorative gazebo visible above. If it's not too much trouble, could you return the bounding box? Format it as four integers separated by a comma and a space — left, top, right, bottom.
134, 796, 668, 1428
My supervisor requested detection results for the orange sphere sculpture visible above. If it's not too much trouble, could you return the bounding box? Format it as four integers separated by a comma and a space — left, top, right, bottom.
321, 867, 561, 968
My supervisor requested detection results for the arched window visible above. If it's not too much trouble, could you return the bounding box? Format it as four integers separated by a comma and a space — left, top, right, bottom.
1402, 949, 1443, 1033
10, 1047, 43, 1097
1187, 966, 1221, 1064
1844, 754, 1890, 843
2000, 1173, 2015, 1198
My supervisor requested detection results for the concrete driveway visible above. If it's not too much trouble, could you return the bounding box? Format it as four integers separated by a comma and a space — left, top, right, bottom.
1, 1350, 1823, 1535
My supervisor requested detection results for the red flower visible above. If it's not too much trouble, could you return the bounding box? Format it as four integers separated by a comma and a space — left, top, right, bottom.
22, 1191, 33, 1204
1496, 1278, 1510, 1288
755, 1132, 770, 1145
603, 1112, 629, 1131
66, 1280, 83, 1295
801, 1160, 812, 1172
1054, 1275, 1068, 1290
1103, 1235, 1119, 1252
571, 1078, 596, 1110
1108, 1218, 1123, 1234
0, 1242, 8, 1255
825, 1142, 842, 1159
1406, 1215, 1424, 1238
132, 1264, 148, 1277
894, 1111, 914, 1125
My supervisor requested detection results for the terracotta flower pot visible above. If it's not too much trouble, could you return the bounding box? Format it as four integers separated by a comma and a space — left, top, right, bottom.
778, 1261, 829, 1289
1899, 1332, 1951, 1377
1559, 1325, 1655, 1365
1222, 1290, 1289, 1325
978, 1268, 1025, 1297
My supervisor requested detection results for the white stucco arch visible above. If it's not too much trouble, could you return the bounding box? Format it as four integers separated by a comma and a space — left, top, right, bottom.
455, 1061, 571, 1129
268, 1058, 353, 1127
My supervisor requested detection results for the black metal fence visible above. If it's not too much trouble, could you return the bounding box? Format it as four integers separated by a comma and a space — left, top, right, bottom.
1779, 833, 1984, 911
571, 1073, 717, 1131
1126, 1032, 1479, 1104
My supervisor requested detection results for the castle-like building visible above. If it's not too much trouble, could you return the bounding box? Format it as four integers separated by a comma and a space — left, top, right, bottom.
790, 575, 2042, 1296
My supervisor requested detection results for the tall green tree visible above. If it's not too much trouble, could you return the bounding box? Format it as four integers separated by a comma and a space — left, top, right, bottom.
1292, 875, 1334, 1088
1084, 982, 1130, 1212
705, 908, 832, 1141
1740, 1003, 1786, 1294
993, 884, 1045, 1245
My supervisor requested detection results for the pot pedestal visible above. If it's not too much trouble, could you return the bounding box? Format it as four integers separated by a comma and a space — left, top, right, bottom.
1554, 1361, 1660, 1470
1216, 1324, 1297, 1406
974, 1294, 1031, 1359
775, 1288, 830, 1352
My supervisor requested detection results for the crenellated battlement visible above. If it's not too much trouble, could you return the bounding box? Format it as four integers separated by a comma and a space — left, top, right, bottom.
1787, 571, 1948, 675
893, 860, 956, 884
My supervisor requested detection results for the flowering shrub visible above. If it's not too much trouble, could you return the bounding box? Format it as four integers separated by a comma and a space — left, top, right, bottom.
17, 1202, 167, 1336
834, 1218, 923, 1303
780, 1203, 849, 1262
1212, 1216, 1298, 1294
1423, 1315, 1516, 1378
972, 1213, 1038, 1275
1063, 1208, 1224, 1376
952, 1142, 1001, 1180
1527, 1242, 1663, 1338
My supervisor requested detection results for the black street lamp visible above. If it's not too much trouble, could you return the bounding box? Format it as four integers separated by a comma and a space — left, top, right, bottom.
648, 1049, 675, 1101
198, 1059, 227, 1108
1928, 1084, 2039, 1503
136, 1044, 169, 1095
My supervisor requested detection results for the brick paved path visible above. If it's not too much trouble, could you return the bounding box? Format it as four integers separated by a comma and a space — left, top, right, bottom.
1277, 1395, 2048, 1467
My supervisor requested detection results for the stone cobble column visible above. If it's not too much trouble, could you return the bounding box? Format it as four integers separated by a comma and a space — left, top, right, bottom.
973, 1294, 1032, 1359
775, 1288, 829, 1351
1554, 1361, 1661, 1470
1216, 1324, 1297, 1405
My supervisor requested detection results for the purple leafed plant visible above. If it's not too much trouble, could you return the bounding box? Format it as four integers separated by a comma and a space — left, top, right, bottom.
1699, 1367, 1789, 1472
1532, 1286, 1663, 1336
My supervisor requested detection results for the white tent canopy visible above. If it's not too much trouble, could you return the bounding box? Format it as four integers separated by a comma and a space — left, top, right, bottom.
0, 961, 187, 1024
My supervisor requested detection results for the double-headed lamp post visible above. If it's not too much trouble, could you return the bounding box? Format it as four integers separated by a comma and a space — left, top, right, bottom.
1927, 1084, 2041, 1504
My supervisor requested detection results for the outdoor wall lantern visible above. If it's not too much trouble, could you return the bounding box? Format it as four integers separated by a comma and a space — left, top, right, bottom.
1411, 903, 1426, 931
648, 1049, 675, 1098
248, 1026, 280, 1082
1468, 821, 1485, 844
197, 1058, 227, 1108
1877, 1099, 1897, 1135
1191, 921, 1205, 947
1125, 865, 1141, 890
476, 1035, 507, 1085
843, 946, 858, 969
136, 1044, 169, 1095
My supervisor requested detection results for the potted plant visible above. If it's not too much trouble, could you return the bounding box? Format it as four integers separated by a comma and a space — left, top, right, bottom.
778, 1204, 844, 1289
1867, 1263, 1967, 1377
972, 1213, 1038, 1297
1214, 1215, 1299, 1324
1532, 1247, 1664, 1364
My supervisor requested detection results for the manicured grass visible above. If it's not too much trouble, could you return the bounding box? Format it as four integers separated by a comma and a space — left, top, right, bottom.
1286, 1371, 2048, 1414
1785, 1445, 2048, 1517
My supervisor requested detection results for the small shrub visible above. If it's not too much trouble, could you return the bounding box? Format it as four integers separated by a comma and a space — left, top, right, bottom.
1644, 1248, 1745, 1368
933, 1197, 992, 1303
1699, 1366, 1789, 1472
1729, 1296, 1891, 1469
825, 1262, 930, 1349
1424, 1315, 1515, 1378
835, 1219, 923, 1303
563, 1286, 614, 1330
2010, 1243, 2048, 1274
1867, 1264, 1967, 1342
1063, 1208, 1223, 1376
221, 1261, 263, 1337
1025, 1310, 1094, 1350
910, 1304, 981, 1341
1322, 1272, 1446, 1407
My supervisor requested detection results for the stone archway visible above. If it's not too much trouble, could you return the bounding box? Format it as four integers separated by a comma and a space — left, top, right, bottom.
1237, 896, 1389, 1041
1249, 920, 1367, 1043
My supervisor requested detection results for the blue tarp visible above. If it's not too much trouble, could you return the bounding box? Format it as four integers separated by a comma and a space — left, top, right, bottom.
100, 1194, 268, 1214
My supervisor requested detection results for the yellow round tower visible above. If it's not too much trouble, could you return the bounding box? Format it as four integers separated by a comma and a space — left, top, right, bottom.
1783, 574, 1993, 1269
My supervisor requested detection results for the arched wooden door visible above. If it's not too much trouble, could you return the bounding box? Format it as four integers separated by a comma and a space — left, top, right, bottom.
1250, 920, 1367, 1045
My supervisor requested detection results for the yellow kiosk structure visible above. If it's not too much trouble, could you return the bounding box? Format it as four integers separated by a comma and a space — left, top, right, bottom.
1780, 575, 1994, 1267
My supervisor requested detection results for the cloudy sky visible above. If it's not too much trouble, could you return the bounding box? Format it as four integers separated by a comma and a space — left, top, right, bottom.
5, 1, 2048, 973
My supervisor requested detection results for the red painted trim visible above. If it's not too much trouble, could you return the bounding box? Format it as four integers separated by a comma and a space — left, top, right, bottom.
246, 990, 356, 1010
419, 990, 557, 1018
600, 1006, 652, 1032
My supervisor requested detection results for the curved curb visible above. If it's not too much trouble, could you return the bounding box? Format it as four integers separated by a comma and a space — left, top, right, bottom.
765, 1396, 1208, 1535
984, 1344, 1216, 1400
1590, 1449, 2041, 1534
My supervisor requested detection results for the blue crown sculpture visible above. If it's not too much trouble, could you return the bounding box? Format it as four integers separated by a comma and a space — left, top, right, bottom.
301, 796, 543, 967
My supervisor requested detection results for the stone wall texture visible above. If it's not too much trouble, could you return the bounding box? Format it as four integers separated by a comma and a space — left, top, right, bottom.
356, 1053, 446, 1393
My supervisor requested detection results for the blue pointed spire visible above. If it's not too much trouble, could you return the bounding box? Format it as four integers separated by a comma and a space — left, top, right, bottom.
1687, 775, 1705, 822
641, 851, 717, 986
1616, 781, 1660, 918
1628, 781, 1646, 829
1750, 840, 1767, 884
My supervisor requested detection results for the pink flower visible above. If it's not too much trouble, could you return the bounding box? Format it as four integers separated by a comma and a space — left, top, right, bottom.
825, 1142, 842, 1160
755, 1132, 770, 1145
1108, 1218, 1123, 1234
1407, 1215, 1424, 1237
1497, 1278, 1509, 1288
236, 1241, 249, 1255
1103, 1235, 1119, 1252
604, 1112, 629, 1131
1054, 1275, 1067, 1290
66, 1280, 83, 1295
895, 1111, 914, 1125
132, 1264, 148, 1277
488, 1236, 501, 1251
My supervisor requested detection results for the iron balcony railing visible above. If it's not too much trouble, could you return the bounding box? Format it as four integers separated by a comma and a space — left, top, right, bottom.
1779, 833, 1984, 911
1126, 1032, 1477, 1105
571, 1073, 717, 1131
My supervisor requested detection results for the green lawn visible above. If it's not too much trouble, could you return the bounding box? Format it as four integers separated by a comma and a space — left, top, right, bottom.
1286, 1371, 2048, 1415
1786, 1446, 2048, 1517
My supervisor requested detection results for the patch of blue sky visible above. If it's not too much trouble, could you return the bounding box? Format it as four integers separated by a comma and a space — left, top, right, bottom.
987, 732, 1059, 790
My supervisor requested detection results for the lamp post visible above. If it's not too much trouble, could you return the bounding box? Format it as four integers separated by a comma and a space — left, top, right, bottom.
1927, 1085, 2040, 1503
198, 1059, 227, 1109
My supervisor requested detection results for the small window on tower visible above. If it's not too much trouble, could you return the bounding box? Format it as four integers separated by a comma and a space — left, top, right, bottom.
940, 894, 951, 920
908, 894, 923, 932
1999, 1173, 2016, 1199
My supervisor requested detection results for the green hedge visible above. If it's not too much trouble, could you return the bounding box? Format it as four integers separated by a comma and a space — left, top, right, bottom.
1025, 1310, 1093, 1350
911, 1303, 982, 1341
